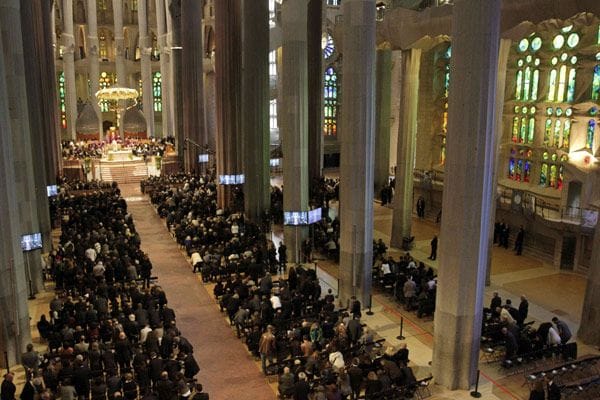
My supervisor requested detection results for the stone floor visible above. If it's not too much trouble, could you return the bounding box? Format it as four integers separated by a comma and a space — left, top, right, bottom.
5, 183, 597, 400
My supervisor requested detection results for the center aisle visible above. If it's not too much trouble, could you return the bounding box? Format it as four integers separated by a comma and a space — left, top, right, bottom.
120, 184, 276, 400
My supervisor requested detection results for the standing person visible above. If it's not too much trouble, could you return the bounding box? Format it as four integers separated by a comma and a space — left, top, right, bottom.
278, 242, 287, 272
416, 196, 425, 219
552, 317, 572, 344
501, 223, 510, 249
529, 380, 545, 400
1, 373, 16, 400
428, 236, 438, 260
518, 295, 529, 326
258, 325, 276, 375
350, 296, 362, 319
514, 226, 525, 255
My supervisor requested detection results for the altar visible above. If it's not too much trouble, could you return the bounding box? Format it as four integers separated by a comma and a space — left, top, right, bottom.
106, 149, 141, 162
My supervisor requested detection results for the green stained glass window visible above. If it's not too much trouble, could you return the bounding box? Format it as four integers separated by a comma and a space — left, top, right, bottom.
548, 69, 557, 101
562, 119, 571, 150
323, 66, 338, 136
58, 72, 66, 129
528, 117, 535, 143
540, 163, 548, 185
553, 120, 562, 147
152, 72, 162, 112
593, 65, 600, 101
553, 34, 565, 50
544, 119, 552, 145
512, 117, 519, 142
531, 37, 542, 52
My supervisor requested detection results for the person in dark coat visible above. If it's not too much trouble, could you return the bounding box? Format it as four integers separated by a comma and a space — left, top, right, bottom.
347, 360, 363, 400
428, 235, 438, 260
155, 372, 176, 400
518, 295, 529, 326
514, 226, 525, 255
528, 380, 545, 400
292, 372, 310, 400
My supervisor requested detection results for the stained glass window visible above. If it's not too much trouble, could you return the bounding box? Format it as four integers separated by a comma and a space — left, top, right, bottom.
323, 66, 338, 136
270, 99, 278, 130
512, 106, 536, 144
58, 71, 66, 129
548, 30, 579, 103
440, 137, 446, 165
99, 71, 114, 112
515, 36, 541, 101
269, 50, 277, 77
152, 72, 162, 112
322, 33, 334, 60
544, 107, 572, 149
587, 120, 596, 150
593, 64, 600, 101
508, 148, 532, 182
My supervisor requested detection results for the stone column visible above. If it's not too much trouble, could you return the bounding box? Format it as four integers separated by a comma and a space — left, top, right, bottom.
155, 0, 171, 137
167, 0, 184, 161
578, 221, 600, 346
62, 0, 78, 139
0, 0, 44, 327
374, 45, 392, 200
241, 0, 270, 222
390, 49, 421, 248
485, 38, 512, 285
181, 0, 205, 171
87, 0, 103, 138
20, 0, 53, 258
431, 0, 501, 390
307, 0, 323, 185
214, 0, 242, 209
0, 33, 31, 367
113, 0, 126, 138
281, 0, 309, 263
338, 0, 376, 307
138, 0, 155, 137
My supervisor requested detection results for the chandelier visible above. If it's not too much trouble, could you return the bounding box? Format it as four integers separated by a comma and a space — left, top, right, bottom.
95, 86, 139, 112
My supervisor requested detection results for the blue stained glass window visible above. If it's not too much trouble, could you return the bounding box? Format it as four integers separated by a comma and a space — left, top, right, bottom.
323, 66, 338, 136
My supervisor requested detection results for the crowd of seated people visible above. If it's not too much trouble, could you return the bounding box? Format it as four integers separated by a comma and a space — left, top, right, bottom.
61, 137, 176, 160
27, 185, 208, 400
147, 173, 423, 399
482, 293, 576, 368
372, 252, 437, 320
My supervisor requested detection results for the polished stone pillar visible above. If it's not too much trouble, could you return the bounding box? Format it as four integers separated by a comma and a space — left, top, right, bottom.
338, 0, 376, 307
485, 38, 511, 286
241, 0, 270, 222
181, 0, 205, 171
390, 49, 421, 248
87, 0, 103, 138
155, 0, 171, 137
167, 0, 184, 160
20, 0, 53, 257
215, 0, 243, 209
0, 38, 31, 366
431, 0, 501, 390
138, 0, 155, 137
307, 0, 323, 185
374, 45, 392, 200
281, 0, 310, 263
62, 0, 77, 139
578, 222, 600, 346
113, 0, 126, 138
0, 0, 47, 308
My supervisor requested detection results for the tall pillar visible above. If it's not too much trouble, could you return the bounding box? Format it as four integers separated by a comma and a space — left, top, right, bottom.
338, 0, 376, 307
155, 0, 171, 137
87, 0, 103, 138
0, 0, 42, 356
281, 0, 309, 263
390, 49, 421, 248
181, 0, 205, 171
62, 0, 78, 139
374, 45, 392, 200
20, 0, 53, 258
138, 0, 155, 138
113, 0, 126, 138
578, 222, 600, 345
167, 0, 184, 161
241, 0, 270, 222
214, 0, 242, 210
307, 0, 323, 185
485, 38, 512, 285
431, 0, 501, 390
0, 31, 31, 367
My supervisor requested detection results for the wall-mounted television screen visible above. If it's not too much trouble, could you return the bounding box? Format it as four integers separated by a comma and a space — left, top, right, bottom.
308, 208, 322, 224
198, 154, 209, 163
47, 185, 58, 197
21, 233, 42, 252
284, 211, 308, 226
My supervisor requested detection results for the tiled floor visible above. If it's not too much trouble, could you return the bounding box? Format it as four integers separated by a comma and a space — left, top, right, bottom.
8, 184, 596, 400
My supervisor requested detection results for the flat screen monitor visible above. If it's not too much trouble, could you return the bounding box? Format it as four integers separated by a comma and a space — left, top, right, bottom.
198, 154, 209, 163
21, 233, 42, 252
235, 174, 245, 184
47, 185, 58, 197
218, 175, 233, 185
284, 211, 308, 226
269, 158, 281, 167
308, 208, 322, 224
